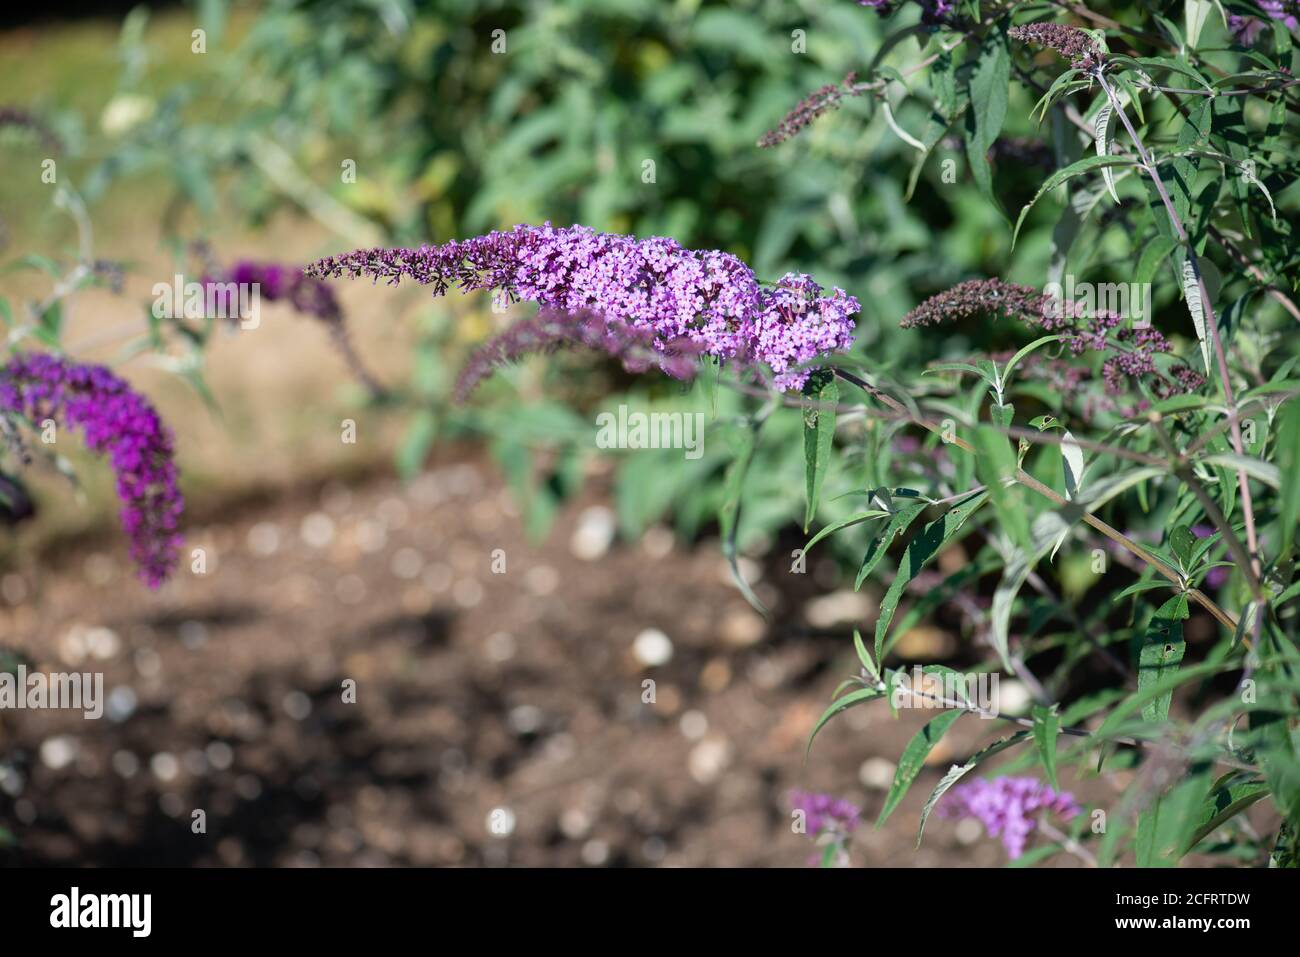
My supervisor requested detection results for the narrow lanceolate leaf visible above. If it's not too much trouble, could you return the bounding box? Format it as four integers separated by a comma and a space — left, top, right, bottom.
1237, 160, 1277, 223
853, 628, 879, 681
1182, 773, 1270, 854
990, 511, 1070, 671
877, 711, 964, 828
855, 496, 928, 590
1094, 103, 1120, 203
1060, 430, 1084, 501
874, 492, 989, 663
1032, 704, 1060, 791
802, 372, 838, 533
1139, 594, 1189, 723
973, 425, 1029, 549
1012, 155, 1137, 247
1182, 258, 1211, 374
720, 417, 768, 616
964, 31, 1010, 205
806, 685, 885, 756
917, 731, 1031, 846
804, 508, 890, 553
1276, 400, 1300, 559
882, 100, 926, 151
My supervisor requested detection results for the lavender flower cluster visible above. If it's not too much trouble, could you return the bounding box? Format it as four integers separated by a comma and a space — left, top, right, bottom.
941, 775, 1080, 859
789, 789, 862, 836
306, 224, 860, 391
1009, 22, 1105, 71
0, 353, 183, 587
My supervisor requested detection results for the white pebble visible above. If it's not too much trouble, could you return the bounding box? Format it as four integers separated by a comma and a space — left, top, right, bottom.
300, 512, 336, 549
40, 736, 79, 770
246, 522, 281, 556
632, 628, 673, 667
859, 756, 897, 791
570, 506, 616, 561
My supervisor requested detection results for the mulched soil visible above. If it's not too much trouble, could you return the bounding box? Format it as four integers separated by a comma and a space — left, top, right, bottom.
0, 451, 1128, 867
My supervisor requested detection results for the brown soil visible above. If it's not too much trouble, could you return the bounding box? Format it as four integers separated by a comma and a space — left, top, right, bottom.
0, 452, 1122, 867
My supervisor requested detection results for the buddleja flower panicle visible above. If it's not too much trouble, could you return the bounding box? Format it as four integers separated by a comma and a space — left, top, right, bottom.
307, 223, 860, 392
1009, 22, 1106, 71
757, 72, 870, 148
0, 353, 183, 587
904, 278, 1205, 400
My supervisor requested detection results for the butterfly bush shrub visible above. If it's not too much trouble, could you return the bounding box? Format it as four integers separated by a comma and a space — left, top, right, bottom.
308, 2, 1300, 867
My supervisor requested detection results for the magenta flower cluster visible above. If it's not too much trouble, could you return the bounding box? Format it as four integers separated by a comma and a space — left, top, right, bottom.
306, 223, 860, 391
0, 353, 183, 587
789, 789, 862, 837
941, 775, 1081, 859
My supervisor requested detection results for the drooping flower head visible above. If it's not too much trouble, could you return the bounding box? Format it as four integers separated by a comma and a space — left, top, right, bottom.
0, 353, 183, 587
941, 775, 1080, 859
758, 72, 871, 148
306, 224, 860, 391
203, 259, 386, 399
902, 278, 1205, 400
1009, 22, 1106, 71
454, 308, 704, 401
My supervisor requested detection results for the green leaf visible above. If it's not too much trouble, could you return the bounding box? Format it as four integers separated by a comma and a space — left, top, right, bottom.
1201, 453, 1280, 489
804, 508, 890, 553
853, 628, 879, 681
973, 425, 1029, 548
855, 495, 928, 589
877, 711, 964, 828
802, 371, 838, 533
720, 413, 769, 616
806, 685, 886, 757
1276, 400, 1300, 559
1032, 704, 1060, 791
874, 492, 988, 662
1013, 155, 1137, 247
1182, 773, 1270, 854
1169, 524, 1196, 570
1138, 594, 1189, 723
964, 29, 1010, 206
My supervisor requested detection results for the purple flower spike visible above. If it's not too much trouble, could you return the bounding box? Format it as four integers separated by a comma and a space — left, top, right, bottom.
941, 775, 1080, 859
0, 353, 184, 587
306, 223, 859, 392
